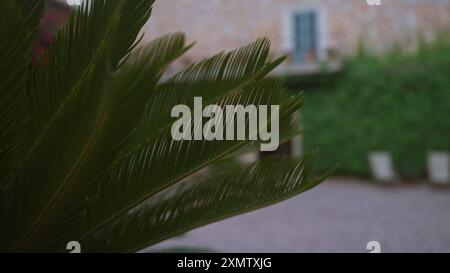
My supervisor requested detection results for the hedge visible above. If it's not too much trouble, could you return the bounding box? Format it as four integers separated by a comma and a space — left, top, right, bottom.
291, 35, 450, 177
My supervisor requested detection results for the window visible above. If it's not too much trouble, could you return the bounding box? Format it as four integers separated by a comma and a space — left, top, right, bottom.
292, 11, 318, 63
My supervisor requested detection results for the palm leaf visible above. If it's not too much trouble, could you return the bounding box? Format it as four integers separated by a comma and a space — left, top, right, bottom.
14, 35, 189, 252
132, 38, 283, 140
15, 0, 46, 30
0, 0, 44, 183
0, 0, 45, 250
56, 80, 304, 248
0, 0, 327, 252
28, 40, 285, 245
11, 0, 159, 251
81, 155, 324, 252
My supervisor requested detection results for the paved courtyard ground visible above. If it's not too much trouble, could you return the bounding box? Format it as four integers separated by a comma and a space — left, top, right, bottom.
147, 178, 450, 253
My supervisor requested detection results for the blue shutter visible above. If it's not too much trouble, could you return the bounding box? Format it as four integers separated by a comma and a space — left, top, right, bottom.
293, 11, 318, 63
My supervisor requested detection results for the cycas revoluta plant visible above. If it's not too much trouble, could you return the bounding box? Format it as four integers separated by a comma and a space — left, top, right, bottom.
0, 0, 325, 252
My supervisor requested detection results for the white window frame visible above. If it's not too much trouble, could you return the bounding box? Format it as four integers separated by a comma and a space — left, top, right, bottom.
281, 5, 328, 62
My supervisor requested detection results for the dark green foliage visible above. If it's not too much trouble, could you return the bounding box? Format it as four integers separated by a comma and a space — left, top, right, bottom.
0, 0, 324, 252
299, 34, 450, 177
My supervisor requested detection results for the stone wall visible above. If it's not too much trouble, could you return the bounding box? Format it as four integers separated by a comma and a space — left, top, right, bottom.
143, 0, 450, 68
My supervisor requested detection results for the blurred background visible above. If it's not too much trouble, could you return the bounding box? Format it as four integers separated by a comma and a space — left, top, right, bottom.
43, 0, 450, 252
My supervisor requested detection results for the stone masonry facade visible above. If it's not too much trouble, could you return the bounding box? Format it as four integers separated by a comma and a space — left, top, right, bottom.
143, 0, 450, 71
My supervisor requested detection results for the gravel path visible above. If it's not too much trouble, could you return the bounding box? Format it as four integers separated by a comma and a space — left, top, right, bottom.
146, 178, 450, 253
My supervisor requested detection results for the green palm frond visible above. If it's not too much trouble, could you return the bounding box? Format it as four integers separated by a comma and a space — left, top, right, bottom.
10, 0, 158, 251
0, 0, 44, 183
132, 38, 283, 139
0, 0, 327, 252
58, 79, 303, 246
0, 0, 45, 250
82, 155, 322, 252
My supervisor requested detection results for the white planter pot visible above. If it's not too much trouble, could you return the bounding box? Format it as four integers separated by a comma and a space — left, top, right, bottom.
369, 152, 395, 182
428, 152, 450, 184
